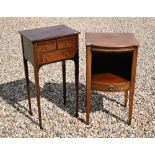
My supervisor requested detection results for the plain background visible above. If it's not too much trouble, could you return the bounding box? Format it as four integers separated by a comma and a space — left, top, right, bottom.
0, 0, 155, 155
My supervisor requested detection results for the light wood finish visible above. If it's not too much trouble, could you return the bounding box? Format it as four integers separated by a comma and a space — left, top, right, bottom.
86, 33, 139, 48
86, 46, 92, 125
37, 48, 76, 65
92, 73, 130, 92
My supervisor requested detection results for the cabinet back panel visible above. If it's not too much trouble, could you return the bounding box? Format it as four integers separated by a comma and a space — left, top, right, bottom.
92, 51, 133, 81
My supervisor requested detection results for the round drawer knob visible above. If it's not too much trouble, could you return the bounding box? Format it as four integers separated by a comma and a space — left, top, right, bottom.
108, 85, 114, 91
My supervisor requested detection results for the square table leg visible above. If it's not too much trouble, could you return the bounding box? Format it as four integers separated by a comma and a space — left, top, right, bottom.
23, 58, 33, 115
74, 56, 79, 117
62, 60, 66, 105
34, 67, 43, 129
86, 46, 92, 125
124, 90, 128, 107
128, 47, 138, 125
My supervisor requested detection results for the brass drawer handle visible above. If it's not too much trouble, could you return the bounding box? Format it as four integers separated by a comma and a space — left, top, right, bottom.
44, 44, 48, 51
108, 85, 114, 91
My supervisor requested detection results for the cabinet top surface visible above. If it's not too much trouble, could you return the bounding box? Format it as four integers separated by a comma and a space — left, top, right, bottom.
85, 33, 139, 48
19, 25, 79, 42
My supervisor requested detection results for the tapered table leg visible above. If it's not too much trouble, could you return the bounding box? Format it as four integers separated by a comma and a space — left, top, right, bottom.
128, 47, 138, 125
86, 47, 92, 125
128, 88, 134, 125
34, 68, 43, 129
23, 58, 33, 115
124, 90, 128, 107
62, 60, 66, 105
74, 57, 79, 117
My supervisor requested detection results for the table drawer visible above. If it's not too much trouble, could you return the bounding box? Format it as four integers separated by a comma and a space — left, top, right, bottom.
57, 36, 76, 49
37, 48, 76, 65
35, 40, 56, 53
92, 82, 130, 92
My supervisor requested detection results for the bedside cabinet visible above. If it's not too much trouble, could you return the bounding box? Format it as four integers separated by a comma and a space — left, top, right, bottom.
85, 33, 139, 125
19, 25, 79, 129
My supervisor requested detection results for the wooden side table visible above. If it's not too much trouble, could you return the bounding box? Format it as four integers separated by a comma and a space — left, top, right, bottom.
85, 33, 139, 125
19, 25, 79, 129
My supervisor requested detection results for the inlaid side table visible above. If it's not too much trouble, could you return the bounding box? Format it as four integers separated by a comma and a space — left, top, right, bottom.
19, 25, 79, 129
85, 33, 139, 125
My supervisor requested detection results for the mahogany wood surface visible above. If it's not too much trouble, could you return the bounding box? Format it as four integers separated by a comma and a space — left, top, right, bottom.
19, 25, 79, 129
37, 48, 76, 65
86, 32, 139, 125
35, 39, 56, 53
86, 33, 139, 48
57, 36, 76, 49
92, 73, 130, 92
19, 25, 79, 42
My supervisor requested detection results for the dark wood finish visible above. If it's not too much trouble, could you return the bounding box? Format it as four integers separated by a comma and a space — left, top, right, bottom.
128, 47, 138, 125
21, 37, 33, 115
57, 36, 76, 49
19, 25, 78, 42
62, 60, 66, 105
85, 33, 139, 125
22, 36, 34, 65
23, 59, 33, 115
19, 25, 79, 129
34, 67, 42, 129
124, 90, 128, 107
74, 38, 79, 117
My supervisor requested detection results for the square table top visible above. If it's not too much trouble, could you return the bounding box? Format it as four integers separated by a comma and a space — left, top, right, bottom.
19, 25, 79, 42
85, 33, 139, 48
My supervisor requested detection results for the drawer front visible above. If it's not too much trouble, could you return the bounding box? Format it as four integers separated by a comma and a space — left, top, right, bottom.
35, 40, 56, 53
57, 36, 76, 49
92, 83, 130, 92
37, 48, 76, 65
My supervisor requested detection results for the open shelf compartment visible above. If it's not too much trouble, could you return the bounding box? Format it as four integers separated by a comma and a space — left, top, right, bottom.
91, 50, 133, 92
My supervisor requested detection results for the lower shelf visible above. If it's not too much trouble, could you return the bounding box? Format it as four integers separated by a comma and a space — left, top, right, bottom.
91, 72, 130, 92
